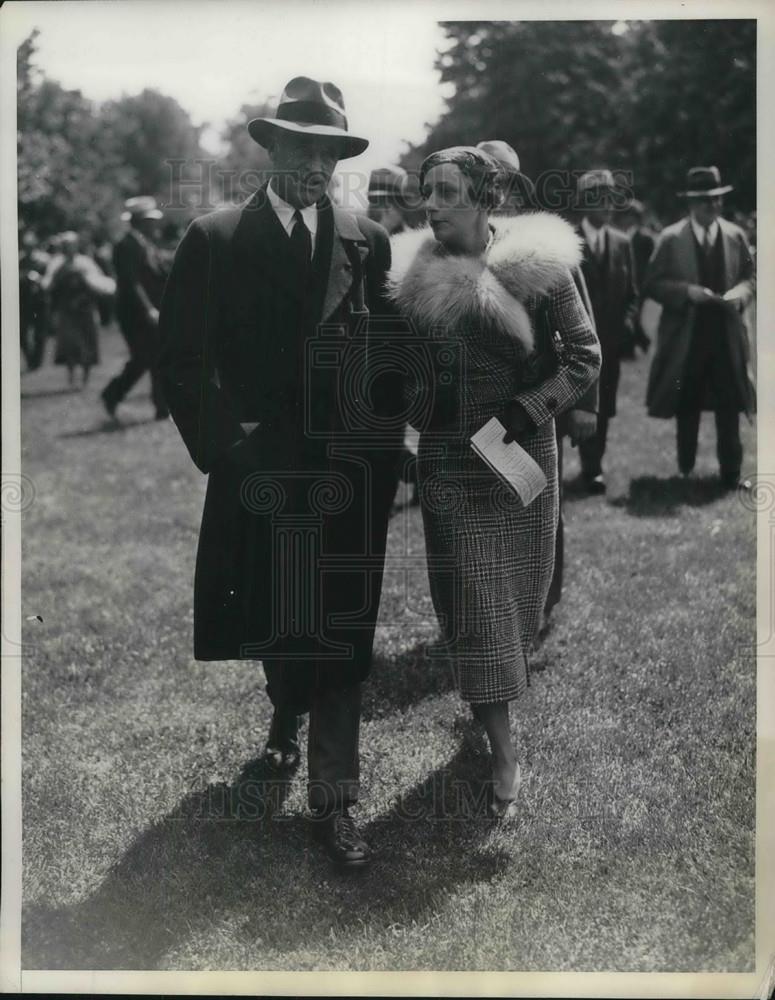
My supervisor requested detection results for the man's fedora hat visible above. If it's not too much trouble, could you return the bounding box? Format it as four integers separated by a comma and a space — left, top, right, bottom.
121, 196, 163, 222
577, 168, 617, 194
679, 166, 733, 198
367, 165, 407, 203
248, 76, 369, 159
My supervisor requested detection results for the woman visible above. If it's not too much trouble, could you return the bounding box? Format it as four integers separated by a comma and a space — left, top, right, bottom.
385, 147, 601, 817
43, 231, 115, 388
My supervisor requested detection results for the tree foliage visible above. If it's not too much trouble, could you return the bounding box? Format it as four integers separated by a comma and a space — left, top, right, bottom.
17, 30, 207, 243
405, 19, 755, 221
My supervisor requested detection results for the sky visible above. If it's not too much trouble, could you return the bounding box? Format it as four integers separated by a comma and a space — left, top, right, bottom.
6, 0, 453, 180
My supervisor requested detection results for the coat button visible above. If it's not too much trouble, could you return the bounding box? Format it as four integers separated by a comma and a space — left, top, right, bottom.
547, 397, 558, 409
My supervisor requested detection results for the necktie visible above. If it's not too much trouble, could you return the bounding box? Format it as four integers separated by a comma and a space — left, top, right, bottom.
290, 209, 312, 269
703, 225, 714, 257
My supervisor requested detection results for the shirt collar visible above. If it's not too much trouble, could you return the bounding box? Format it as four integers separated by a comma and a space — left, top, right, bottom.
267, 179, 318, 236
581, 216, 605, 252
690, 215, 719, 245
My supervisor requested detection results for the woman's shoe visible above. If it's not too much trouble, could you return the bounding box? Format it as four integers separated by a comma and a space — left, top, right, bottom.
489, 762, 521, 821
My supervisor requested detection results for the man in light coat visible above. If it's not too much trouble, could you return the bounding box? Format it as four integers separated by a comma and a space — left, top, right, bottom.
643, 166, 755, 488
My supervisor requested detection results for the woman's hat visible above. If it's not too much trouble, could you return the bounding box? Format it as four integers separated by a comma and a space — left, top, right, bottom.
121, 196, 163, 222
679, 166, 733, 198
248, 76, 369, 160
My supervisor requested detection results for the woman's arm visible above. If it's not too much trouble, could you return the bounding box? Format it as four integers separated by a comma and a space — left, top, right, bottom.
507, 271, 601, 433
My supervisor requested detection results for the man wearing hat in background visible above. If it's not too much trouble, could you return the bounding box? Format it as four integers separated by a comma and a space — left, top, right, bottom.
477, 140, 599, 636
620, 198, 657, 359
159, 77, 401, 870
575, 169, 639, 494
101, 196, 169, 420
366, 164, 408, 237
643, 166, 755, 488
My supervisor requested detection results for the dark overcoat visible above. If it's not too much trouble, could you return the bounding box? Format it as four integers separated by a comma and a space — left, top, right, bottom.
113, 229, 167, 338
643, 216, 755, 419
158, 188, 401, 685
579, 225, 639, 418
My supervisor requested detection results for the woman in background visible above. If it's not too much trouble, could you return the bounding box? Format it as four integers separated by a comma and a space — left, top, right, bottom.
43, 231, 115, 389
386, 147, 600, 818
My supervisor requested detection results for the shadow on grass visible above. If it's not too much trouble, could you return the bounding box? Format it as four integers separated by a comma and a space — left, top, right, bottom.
611, 474, 728, 517
21, 386, 79, 400
362, 640, 456, 720
59, 417, 158, 439
22, 721, 515, 971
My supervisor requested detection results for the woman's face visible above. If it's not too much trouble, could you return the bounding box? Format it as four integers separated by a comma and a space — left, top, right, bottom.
422, 162, 484, 250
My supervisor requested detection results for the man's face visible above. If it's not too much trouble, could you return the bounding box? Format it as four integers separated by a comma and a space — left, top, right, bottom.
367, 201, 404, 235
268, 131, 342, 208
690, 195, 723, 228
583, 191, 613, 229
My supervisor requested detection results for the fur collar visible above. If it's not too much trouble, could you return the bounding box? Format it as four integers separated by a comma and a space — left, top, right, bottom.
386, 212, 582, 353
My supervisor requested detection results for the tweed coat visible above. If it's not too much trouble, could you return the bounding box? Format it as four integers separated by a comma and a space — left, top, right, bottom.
158, 188, 402, 684
386, 214, 601, 703
579, 224, 639, 418
643, 216, 755, 419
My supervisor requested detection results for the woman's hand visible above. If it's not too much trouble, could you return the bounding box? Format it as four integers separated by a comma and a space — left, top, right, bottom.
502, 400, 535, 445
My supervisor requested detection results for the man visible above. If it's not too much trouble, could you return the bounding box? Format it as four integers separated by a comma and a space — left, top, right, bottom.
575, 169, 639, 494
620, 198, 656, 359
476, 140, 599, 635
644, 166, 755, 488
158, 77, 401, 869
366, 165, 407, 236
18, 230, 50, 371
101, 196, 169, 420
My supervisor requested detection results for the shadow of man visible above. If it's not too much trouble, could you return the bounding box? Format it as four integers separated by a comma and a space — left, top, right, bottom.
23, 717, 520, 970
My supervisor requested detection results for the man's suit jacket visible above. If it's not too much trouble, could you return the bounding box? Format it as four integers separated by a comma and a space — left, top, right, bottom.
630, 226, 657, 293
644, 215, 755, 418
158, 188, 400, 674
113, 228, 167, 333
579, 223, 639, 417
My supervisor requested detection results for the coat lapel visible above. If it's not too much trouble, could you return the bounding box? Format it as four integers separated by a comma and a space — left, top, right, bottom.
676, 218, 700, 285
320, 202, 365, 321
718, 216, 739, 290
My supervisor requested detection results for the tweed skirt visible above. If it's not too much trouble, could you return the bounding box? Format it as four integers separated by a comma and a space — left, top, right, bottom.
418, 420, 558, 704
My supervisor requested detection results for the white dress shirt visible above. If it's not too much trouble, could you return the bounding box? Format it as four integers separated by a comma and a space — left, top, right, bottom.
267, 179, 318, 255
581, 216, 606, 258
690, 215, 720, 250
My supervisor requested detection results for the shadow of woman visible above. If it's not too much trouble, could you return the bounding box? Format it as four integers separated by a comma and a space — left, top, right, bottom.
23, 719, 522, 971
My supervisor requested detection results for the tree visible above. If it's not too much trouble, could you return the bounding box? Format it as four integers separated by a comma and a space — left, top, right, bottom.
405, 20, 755, 222
17, 31, 209, 242
100, 89, 207, 215
215, 100, 275, 204
17, 30, 134, 241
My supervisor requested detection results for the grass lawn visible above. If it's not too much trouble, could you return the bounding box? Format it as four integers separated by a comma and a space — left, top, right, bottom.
19, 324, 756, 971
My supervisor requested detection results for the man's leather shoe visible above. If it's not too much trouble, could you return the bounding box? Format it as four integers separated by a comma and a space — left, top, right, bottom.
584, 474, 606, 495
309, 809, 372, 869
263, 708, 301, 771
101, 389, 118, 419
